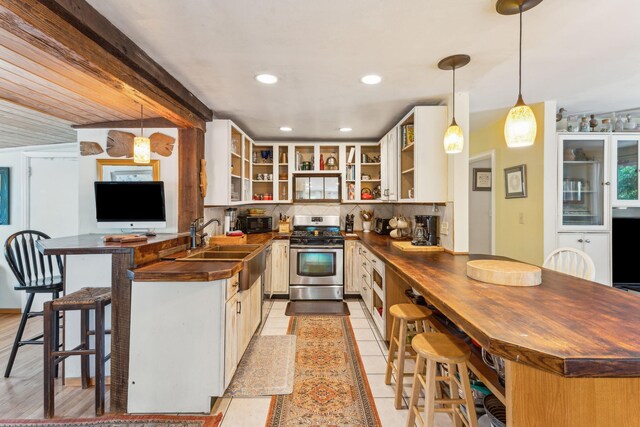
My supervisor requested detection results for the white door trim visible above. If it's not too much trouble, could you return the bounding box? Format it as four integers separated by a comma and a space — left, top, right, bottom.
21, 152, 78, 230
469, 150, 496, 255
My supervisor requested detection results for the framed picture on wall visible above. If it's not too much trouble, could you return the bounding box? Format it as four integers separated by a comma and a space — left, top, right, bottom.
504, 164, 527, 198
472, 168, 492, 191
96, 159, 160, 181
0, 167, 9, 225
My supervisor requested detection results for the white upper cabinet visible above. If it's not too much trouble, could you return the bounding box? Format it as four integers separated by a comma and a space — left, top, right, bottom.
205, 120, 253, 206
611, 135, 640, 207
557, 134, 610, 231
397, 106, 448, 203
380, 128, 398, 201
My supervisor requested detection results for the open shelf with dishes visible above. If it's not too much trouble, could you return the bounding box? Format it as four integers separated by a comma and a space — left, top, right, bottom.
400, 112, 415, 201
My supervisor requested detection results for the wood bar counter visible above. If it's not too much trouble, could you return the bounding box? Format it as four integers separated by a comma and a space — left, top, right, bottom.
37, 234, 189, 413
356, 232, 640, 427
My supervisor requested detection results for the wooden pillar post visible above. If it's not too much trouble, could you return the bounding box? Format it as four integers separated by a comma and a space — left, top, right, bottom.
178, 128, 205, 232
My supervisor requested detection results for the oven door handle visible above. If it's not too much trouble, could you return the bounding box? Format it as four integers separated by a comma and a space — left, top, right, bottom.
290, 245, 344, 250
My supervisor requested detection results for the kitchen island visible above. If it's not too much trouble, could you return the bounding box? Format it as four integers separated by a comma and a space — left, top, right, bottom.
356, 232, 640, 426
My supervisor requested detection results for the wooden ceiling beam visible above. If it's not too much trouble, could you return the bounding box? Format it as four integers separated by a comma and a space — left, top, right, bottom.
0, 0, 212, 130
72, 117, 177, 129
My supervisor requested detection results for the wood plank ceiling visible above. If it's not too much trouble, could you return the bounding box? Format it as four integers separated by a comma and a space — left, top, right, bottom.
0, 0, 213, 149
0, 23, 155, 148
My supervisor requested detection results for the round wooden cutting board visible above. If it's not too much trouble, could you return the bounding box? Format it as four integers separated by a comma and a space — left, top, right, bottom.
466, 260, 542, 287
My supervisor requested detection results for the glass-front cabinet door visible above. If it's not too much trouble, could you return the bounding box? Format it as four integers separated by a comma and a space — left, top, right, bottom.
611, 135, 640, 206
558, 135, 609, 230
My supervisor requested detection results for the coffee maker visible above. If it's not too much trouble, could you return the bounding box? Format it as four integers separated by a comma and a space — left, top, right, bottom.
412, 215, 438, 246
224, 208, 237, 233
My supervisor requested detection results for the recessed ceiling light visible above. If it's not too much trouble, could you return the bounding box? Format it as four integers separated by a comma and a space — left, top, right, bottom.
340, 127, 352, 132
256, 74, 278, 84
361, 74, 382, 85
280, 126, 292, 132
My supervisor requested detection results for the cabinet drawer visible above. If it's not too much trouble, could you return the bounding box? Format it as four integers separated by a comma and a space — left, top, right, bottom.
360, 256, 371, 274
360, 266, 371, 287
226, 274, 239, 300
368, 253, 383, 274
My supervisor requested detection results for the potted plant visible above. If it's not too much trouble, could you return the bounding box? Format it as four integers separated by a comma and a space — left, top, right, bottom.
360, 209, 373, 232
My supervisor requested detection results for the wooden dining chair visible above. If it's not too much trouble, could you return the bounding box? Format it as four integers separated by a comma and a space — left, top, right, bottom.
4, 230, 64, 378
543, 247, 596, 281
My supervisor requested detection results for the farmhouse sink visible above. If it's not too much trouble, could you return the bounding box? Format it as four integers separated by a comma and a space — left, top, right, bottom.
177, 245, 266, 291
183, 251, 252, 260
205, 244, 261, 252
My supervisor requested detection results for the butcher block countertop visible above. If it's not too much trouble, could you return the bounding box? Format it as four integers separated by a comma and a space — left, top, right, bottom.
356, 232, 640, 378
127, 232, 285, 282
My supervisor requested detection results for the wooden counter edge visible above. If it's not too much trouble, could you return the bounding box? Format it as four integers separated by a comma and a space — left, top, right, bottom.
356, 235, 640, 379
128, 263, 242, 282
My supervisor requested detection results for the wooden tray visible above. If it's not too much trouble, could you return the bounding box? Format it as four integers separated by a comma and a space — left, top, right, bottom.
208, 234, 247, 246
466, 260, 541, 287
392, 241, 444, 252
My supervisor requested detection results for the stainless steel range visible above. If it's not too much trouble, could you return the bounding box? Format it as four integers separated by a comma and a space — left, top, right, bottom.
289, 215, 344, 300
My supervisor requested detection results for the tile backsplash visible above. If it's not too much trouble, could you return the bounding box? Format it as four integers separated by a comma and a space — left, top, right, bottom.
204, 203, 393, 234
204, 202, 452, 247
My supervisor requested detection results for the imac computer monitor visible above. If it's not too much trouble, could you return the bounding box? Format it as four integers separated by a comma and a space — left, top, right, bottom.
95, 181, 166, 229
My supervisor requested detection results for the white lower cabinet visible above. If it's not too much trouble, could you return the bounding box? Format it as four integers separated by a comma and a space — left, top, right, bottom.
271, 240, 289, 294
128, 278, 227, 413
224, 293, 238, 390
344, 240, 359, 294
557, 232, 611, 285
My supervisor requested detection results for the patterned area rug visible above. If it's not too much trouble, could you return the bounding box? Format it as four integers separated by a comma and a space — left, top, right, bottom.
266, 316, 381, 426
0, 413, 222, 427
225, 335, 297, 396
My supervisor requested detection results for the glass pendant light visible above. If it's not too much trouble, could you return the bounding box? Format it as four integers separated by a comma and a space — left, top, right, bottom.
438, 54, 470, 154
497, 0, 542, 148
133, 104, 151, 164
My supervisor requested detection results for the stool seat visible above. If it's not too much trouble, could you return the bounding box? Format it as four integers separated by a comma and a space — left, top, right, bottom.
412, 332, 470, 364
52, 287, 111, 309
389, 303, 432, 321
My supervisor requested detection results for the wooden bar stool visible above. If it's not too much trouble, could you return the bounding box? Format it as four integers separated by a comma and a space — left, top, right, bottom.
407, 332, 478, 427
43, 287, 112, 418
385, 303, 433, 409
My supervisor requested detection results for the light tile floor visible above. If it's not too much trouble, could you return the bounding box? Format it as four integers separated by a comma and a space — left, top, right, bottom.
215, 299, 452, 427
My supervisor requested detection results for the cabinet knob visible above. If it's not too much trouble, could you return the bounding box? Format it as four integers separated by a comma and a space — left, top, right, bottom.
577, 239, 584, 243
362, 274, 367, 279
585, 239, 591, 243
362, 262, 366, 267
372, 259, 377, 264
603, 181, 611, 186
383, 189, 389, 196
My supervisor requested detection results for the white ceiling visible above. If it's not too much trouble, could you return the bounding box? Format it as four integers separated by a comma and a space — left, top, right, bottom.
0, 100, 76, 148
87, 0, 640, 139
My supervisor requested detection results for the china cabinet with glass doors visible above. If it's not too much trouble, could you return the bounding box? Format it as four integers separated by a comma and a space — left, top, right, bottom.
557, 134, 610, 231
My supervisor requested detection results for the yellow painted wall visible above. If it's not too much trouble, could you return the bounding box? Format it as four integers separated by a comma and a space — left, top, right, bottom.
470, 103, 546, 265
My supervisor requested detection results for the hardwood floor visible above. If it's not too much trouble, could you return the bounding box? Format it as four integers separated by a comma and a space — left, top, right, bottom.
0, 313, 109, 419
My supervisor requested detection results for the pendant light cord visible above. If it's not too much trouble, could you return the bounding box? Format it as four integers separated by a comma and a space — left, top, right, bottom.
452, 65, 456, 121
518, 5, 523, 98
140, 104, 144, 137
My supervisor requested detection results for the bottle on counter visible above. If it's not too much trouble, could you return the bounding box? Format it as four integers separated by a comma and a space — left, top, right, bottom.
320, 154, 325, 170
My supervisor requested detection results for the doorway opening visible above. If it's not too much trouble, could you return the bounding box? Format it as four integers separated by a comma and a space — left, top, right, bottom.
469, 151, 495, 255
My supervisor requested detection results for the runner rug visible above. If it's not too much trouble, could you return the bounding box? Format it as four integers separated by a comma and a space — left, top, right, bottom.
225, 335, 296, 396
266, 316, 381, 426
0, 413, 222, 427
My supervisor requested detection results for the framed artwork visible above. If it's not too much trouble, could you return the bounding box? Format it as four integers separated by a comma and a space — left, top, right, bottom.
473, 168, 492, 191
504, 164, 527, 198
0, 167, 8, 224
96, 159, 160, 181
